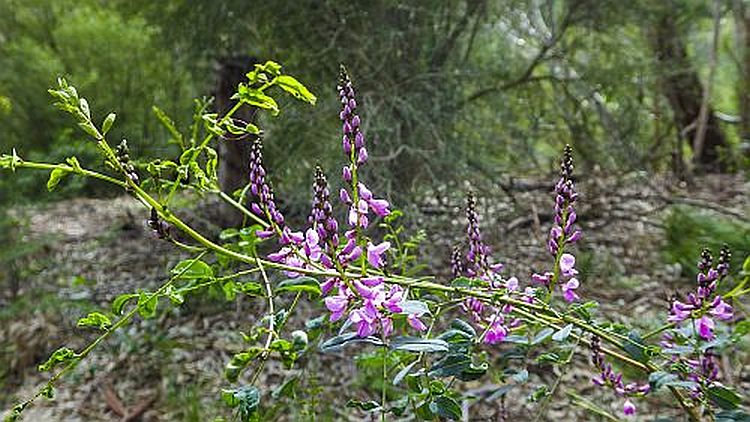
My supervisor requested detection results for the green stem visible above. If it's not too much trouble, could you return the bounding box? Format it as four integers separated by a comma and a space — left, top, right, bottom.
9, 251, 207, 415
215, 190, 270, 228
12, 161, 127, 188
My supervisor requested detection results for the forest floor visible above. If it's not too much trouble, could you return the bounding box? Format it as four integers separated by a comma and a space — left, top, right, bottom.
1, 172, 749, 421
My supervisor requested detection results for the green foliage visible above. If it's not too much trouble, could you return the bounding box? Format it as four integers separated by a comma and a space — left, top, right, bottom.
38, 347, 79, 372
0, 0, 194, 203
76, 312, 112, 330
221, 385, 260, 422
663, 207, 750, 279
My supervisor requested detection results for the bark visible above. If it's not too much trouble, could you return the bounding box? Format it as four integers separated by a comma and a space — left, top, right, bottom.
693, 0, 723, 170
651, 9, 729, 172
215, 56, 258, 225
733, 0, 750, 153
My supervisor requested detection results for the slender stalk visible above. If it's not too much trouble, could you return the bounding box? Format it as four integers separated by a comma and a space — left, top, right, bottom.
250, 255, 275, 385
12, 161, 127, 188
215, 189, 270, 228
9, 251, 207, 415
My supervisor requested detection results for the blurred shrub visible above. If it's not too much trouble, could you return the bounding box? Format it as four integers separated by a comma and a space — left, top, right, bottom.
663, 206, 750, 280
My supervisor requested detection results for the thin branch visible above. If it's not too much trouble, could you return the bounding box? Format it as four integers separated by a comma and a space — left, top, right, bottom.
692, 0, 722, 166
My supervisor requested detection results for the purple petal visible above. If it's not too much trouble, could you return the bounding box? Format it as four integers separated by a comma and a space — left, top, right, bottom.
408, 314, 427, 331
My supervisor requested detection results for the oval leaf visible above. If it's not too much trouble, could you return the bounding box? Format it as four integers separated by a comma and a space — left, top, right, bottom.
391, 337, 449, 353
171, 259, 214, 280
276, 277, 321, 296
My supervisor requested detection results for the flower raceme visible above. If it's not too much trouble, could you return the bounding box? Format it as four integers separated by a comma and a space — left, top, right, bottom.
590, 336, 650, 417
532, 145, 581, 302
667, 247, 733, 340
337, 65, 390, 230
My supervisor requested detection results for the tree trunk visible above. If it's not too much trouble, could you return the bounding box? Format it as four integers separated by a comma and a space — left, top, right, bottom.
733, 0, 750, 158
214, 56, 258, 226
650, 9, 728, 172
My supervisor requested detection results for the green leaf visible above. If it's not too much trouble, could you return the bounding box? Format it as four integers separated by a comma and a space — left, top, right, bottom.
276, 277, 321, 296
552, 324, 573, 342
78, 121, 101, 140
137, 292, 158, 319
171, 259, 214, 280
399, 300, 430, 315
271, 376, 298, 399
219, 228, 240, 240
38, 347, 79, 372
568, 391, 620, 422
276, 75, 316, 105
450, 319, 477, 337
222, 281, 237, 301
235, 281, 262, 296
649, 371, 677, 392
47, 168, 69, 191
346, 399, 381, 412
437, 329, 474, 347
429, 354, 471, 378
716, 410, 750, 422
221, 385, 260, 420
390, 337, 449, 353
224, 348, 263, 382
532, 327, 555, 345
152, 106, 183, 146
102, 113, 116, 135
393, 361, 417, 385
536, 352, 562, 364
429, 354, 488, 381
79, 98, 91, 119
450, 277, 474, 288
429, 395, 462, 420
112, 293, 138, 315
708, 385, 743, 410
622, 331, 648, 363
76, 312, 112, 330
320, 332, 383, 352
236, 85, 279, 115
244, 122, 260, 135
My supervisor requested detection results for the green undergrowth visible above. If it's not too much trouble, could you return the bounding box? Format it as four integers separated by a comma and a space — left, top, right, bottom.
663, 206, 750, 282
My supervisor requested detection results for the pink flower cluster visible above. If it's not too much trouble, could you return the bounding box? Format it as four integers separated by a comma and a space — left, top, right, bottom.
590, 336, 650, 417
324, 276, 427, 337
453, 193, 531, 344
313, 66, 425, 339
531, 145, 582, 302
337, 65, 390, 229
667, 247, 733, 340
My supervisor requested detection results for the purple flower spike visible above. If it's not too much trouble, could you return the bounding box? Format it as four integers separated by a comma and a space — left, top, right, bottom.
338, 65, 367, 162
309, 166, 339, 252
590, 337, 649, 411
248, 138, 284, 228
451, 245, 465, 279
667, 247, 734, 346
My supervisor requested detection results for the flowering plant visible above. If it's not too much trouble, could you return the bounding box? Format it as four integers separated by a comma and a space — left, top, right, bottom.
2, 62, 749, 421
